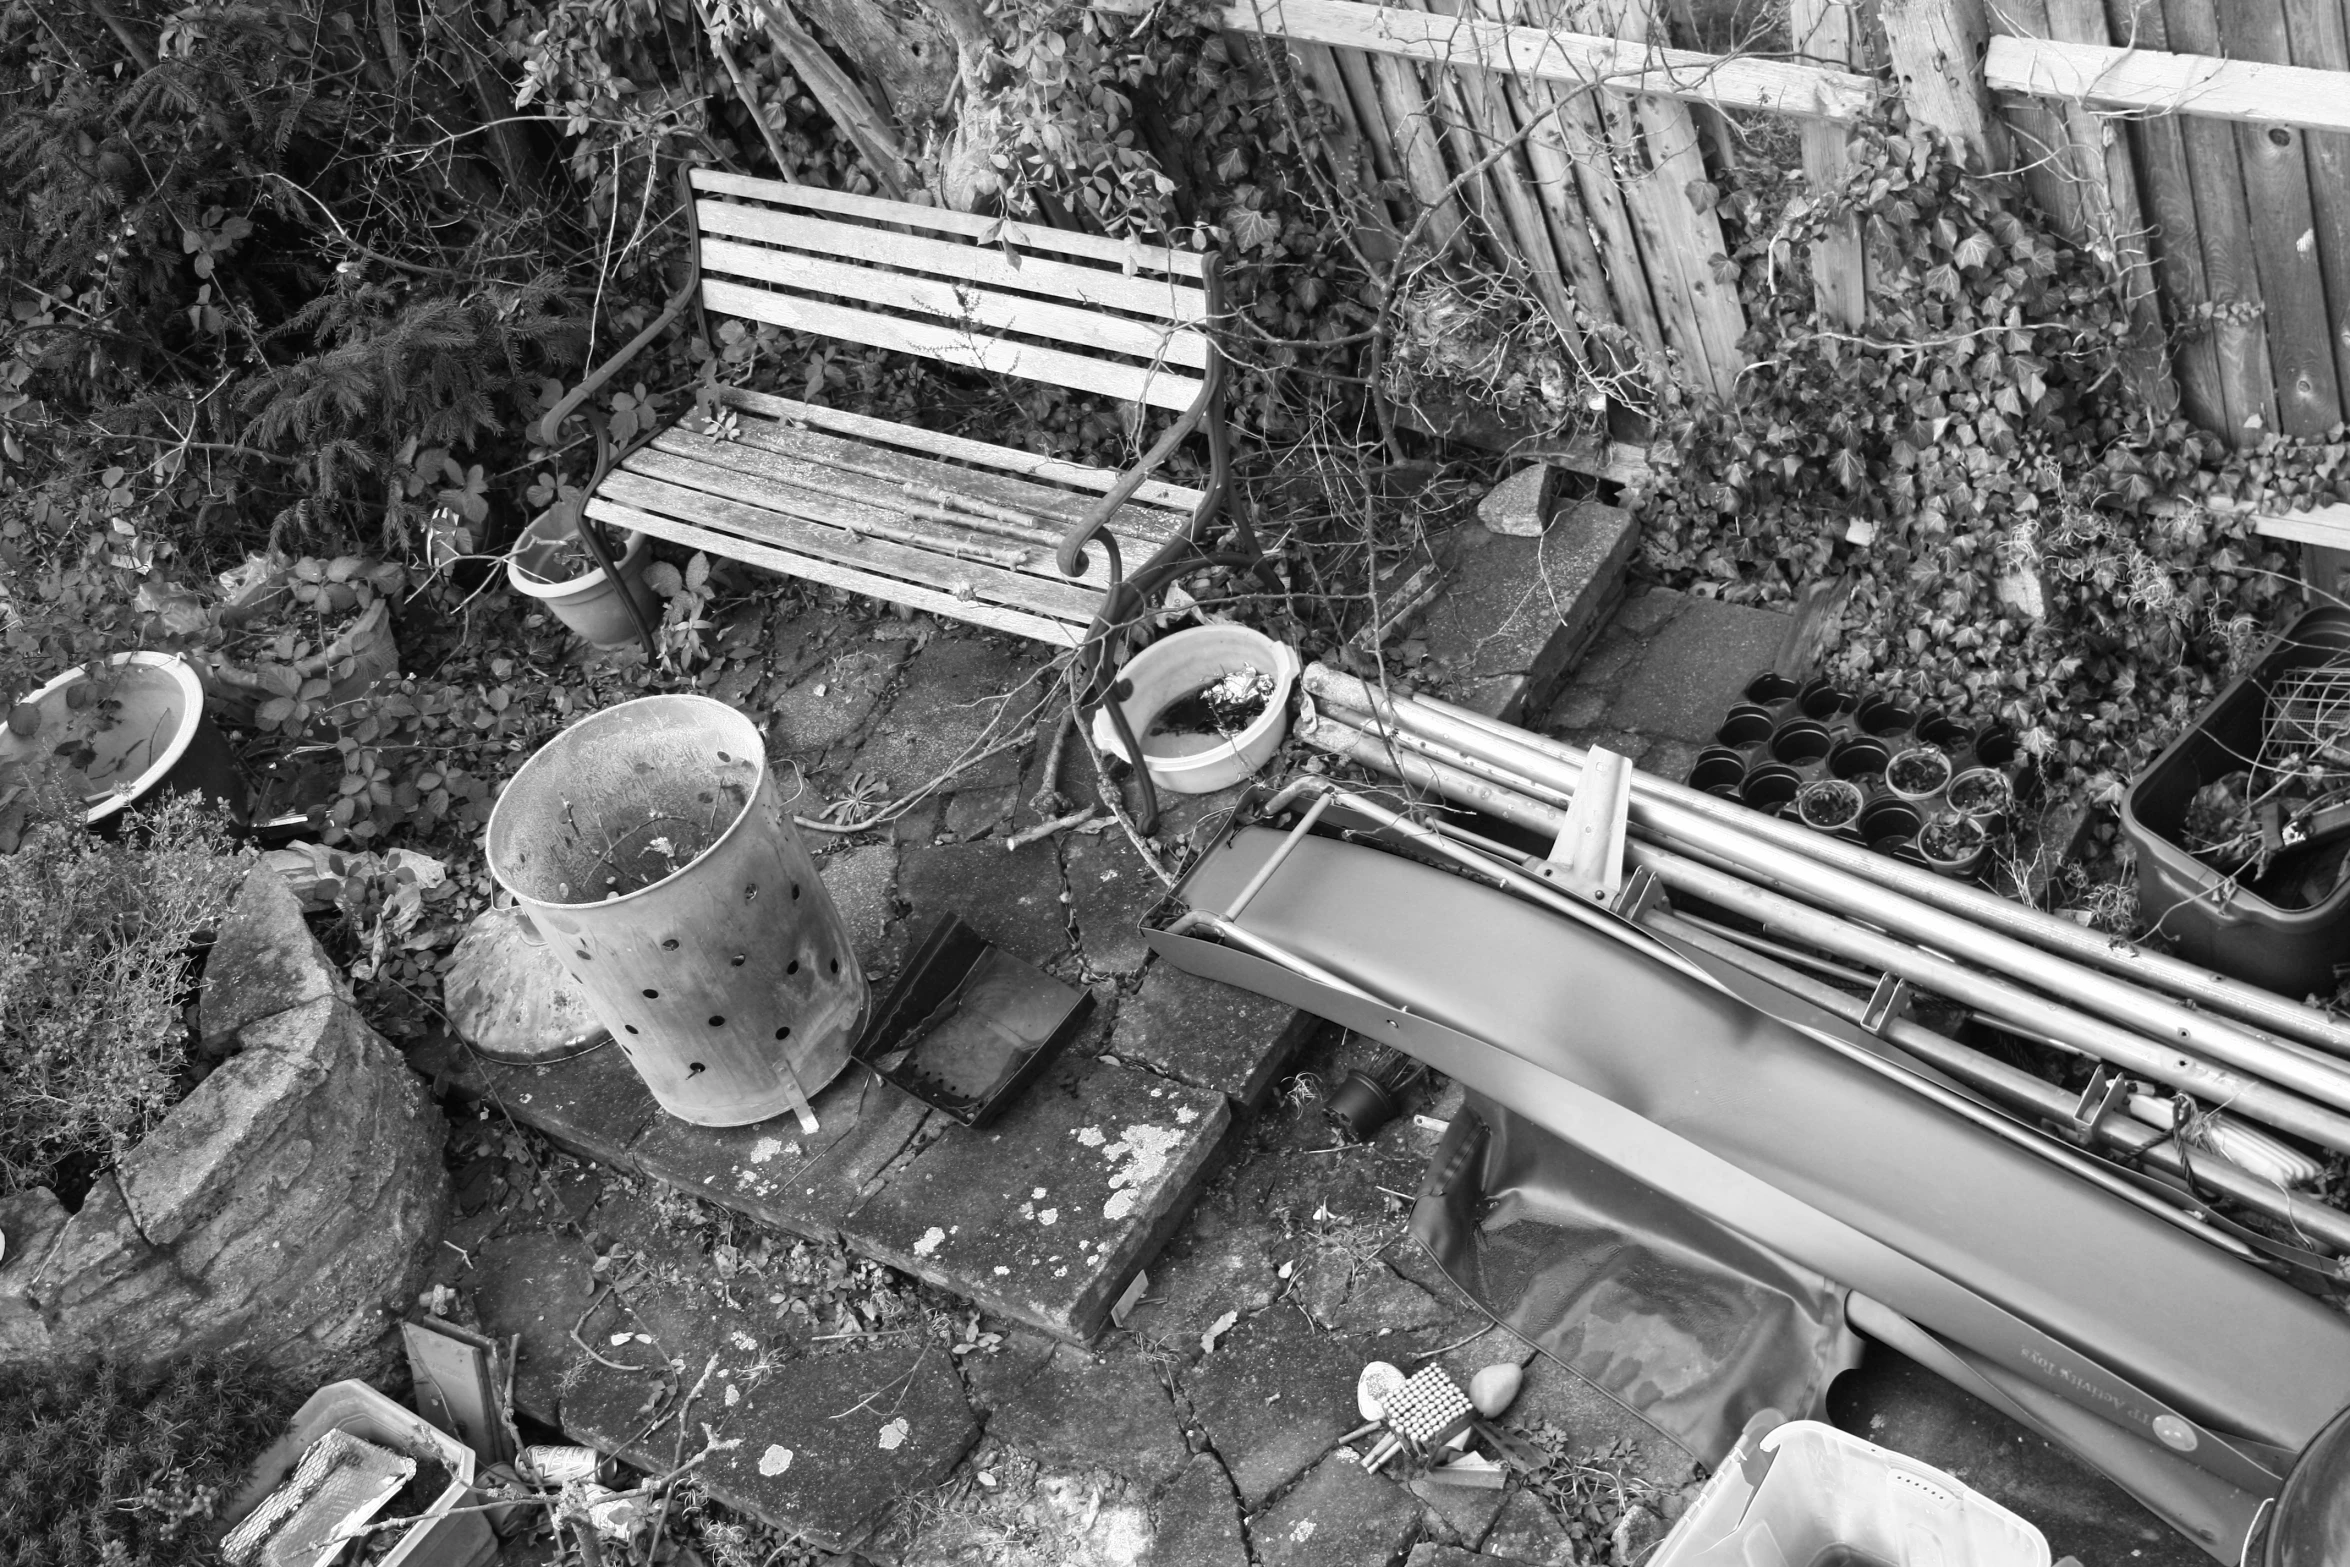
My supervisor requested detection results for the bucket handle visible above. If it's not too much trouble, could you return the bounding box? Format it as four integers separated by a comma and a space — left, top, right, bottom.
495, 891, 547, 948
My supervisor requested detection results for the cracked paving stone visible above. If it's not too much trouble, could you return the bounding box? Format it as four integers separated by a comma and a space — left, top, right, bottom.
1611, 586, 1687, 640
698, 1336, 980, 1552
958, 1326, 1058, 1416
1144, 1452, 1249, 1567
1322, 1265, 1459, 1339
1120, 1202, 1285, 1346
847, 1054, 1228, 1342
897, 837, 1069, 963
1107, 960, 1312, 1110
1062, 830, 1159, 976
847, 633, 1047, 799
1406, 1548, 1526, 1567
988, 1345, 1190, 1487
818, 842, 900, 978
1600, 599, 1791, 744
408, 1036, 660, 1171
770, 640, 910, 759
1184, 1306, 1369, 1508
1249, 1452, 1423, 1567
626, 1069, 934, 1242
1409, 1470, 1511, 1552
1477, 1489, 1573, 1565
462, 1228, 604, 1425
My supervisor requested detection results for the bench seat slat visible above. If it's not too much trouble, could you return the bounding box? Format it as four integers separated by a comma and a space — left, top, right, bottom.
704, 413, 1184, 545
699, 280, 1204, 414
699, 239, 1209, 371
636, 433, 1138, 593
689, 169, 1206, 279
695, 203, 1209, 329
596, 465, 1106, 624
721, 389, 1206, 513
587, 497, 1081, 646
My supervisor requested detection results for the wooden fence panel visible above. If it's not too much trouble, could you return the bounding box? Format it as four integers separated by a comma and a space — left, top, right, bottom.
1791, 0, 1868, 329
2284, 0, 2350, 413
2103, 0, 2227, 433
2221, 0, 2346, 435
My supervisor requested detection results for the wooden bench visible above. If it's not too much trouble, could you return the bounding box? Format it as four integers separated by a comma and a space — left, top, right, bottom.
536, 170, 1247, 647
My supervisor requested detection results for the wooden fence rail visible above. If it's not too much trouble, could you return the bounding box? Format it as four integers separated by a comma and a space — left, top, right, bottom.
1102, 0, 2350, 503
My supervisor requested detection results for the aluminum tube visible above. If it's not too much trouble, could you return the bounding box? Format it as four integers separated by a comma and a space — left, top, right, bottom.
1410, 800, 2350, 1256
1393, 677, 2350, 1061
1301, 708, 2350, 1153
1650, 911, 2350, 1255
1305, 670, 2350, 1108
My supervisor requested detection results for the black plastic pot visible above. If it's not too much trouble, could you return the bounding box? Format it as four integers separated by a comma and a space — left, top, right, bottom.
1857, 797, 1923, 852
1740, 764, 1800, 812
1856, 694, 1916, 737
1916, 710, 1972, 749
1743, 672, 1800, 704
2122, 607, 2350, 998
1768, 719, 1833, 766
1971, 721, 2019, 769
1797, 677, 1857, 720
1828, 736, 1891, 781
1689, 747, 1748, 793
1718, 704, 1776, 746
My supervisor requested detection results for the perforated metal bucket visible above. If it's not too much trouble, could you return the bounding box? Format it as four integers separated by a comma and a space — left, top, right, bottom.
486, 695, 864, 1129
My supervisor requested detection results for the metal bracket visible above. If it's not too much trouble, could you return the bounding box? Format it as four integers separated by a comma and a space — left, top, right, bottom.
1861, 974, 1912, 1037
1543, 746, 1633, 903
2072, 1065, 2132, 1135
1610, 865, 1664, 922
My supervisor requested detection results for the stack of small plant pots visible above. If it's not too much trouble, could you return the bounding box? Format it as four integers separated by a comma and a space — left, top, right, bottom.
1685, 673, 2023, 882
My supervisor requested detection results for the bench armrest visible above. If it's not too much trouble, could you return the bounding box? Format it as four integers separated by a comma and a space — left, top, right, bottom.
1054, 368, 1219, 578
535, 265, 702, 450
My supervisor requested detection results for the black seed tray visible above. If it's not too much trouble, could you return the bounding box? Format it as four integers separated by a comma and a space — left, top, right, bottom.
1684, 672, 2030, 882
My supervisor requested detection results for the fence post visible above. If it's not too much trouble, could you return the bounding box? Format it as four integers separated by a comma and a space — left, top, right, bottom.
1879, 0, 2008, 172
1790, 0, 1868, 329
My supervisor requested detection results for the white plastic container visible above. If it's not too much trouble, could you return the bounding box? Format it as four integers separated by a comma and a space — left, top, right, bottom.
1091, 624, 1301, 795
506, 510, 657, 648
0, 650, 247, 827
1651, 1417, 2051, 1567
218, 1380, 497, 1567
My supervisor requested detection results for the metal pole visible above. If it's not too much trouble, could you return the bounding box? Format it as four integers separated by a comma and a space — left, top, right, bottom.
1300, 707, 2350, 1154
1303, 670, 2350, 1110
1396, 674, 2350, 1061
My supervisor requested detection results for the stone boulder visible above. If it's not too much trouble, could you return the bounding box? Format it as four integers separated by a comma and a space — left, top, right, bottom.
0, 869, 447, 1377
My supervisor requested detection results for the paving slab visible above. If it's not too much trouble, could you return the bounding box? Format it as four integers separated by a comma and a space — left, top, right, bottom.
1405, 1548, 1523, 1567
1415, 502, 1636, 723
1577, 598, 1791, 745
847, 1055, 1231, 1342
1249, 1452, 1423, 1567
462, 1227, 605, 1424
1145, 1452, 1250, 1567
700, 1335, 981, 1551
896, 837, 1071, 964
1118, 1202, 1288, 1348
418, 1039, 1233, 1344
987, 1345, 1191, 1487
1106, 960, 1313, 1109
1408, 1471, 1511, 1551
847, 632, 1048, 798
1478, 1488, 1573, 1565
411, 1038, 661, 1169
1183, 1307, 1369, 1507
817, 842, 900, 978
1062, 830, 1161, 977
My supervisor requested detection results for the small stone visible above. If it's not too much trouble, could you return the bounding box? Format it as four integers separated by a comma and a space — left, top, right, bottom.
1476, 465, 1557, 538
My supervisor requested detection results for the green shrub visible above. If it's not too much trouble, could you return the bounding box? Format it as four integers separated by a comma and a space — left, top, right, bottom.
0, 798, 245, 1197
0, 1354, 302, 1567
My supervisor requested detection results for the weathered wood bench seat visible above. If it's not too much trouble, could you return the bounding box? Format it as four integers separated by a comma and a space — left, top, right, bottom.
538, 171, 1241, 647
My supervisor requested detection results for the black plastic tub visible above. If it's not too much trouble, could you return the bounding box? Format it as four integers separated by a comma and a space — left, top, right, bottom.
2122, 607, 2350, 998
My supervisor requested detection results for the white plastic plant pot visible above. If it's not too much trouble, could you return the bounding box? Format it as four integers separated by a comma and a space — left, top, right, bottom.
1090, 625, 1302, 795
0, 650, 247, 829
217, 1380, 497, 1567
1649, 1417, 2049, 1567
505, 510, 657, 648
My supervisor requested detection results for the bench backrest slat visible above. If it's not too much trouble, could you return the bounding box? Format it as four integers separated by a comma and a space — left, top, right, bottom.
701, 279, 1204, 412
690, 170, 1205, 277
687, 169, 1212, 413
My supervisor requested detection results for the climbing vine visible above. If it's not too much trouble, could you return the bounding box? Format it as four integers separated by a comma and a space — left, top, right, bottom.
1642, 105, 2340, 800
